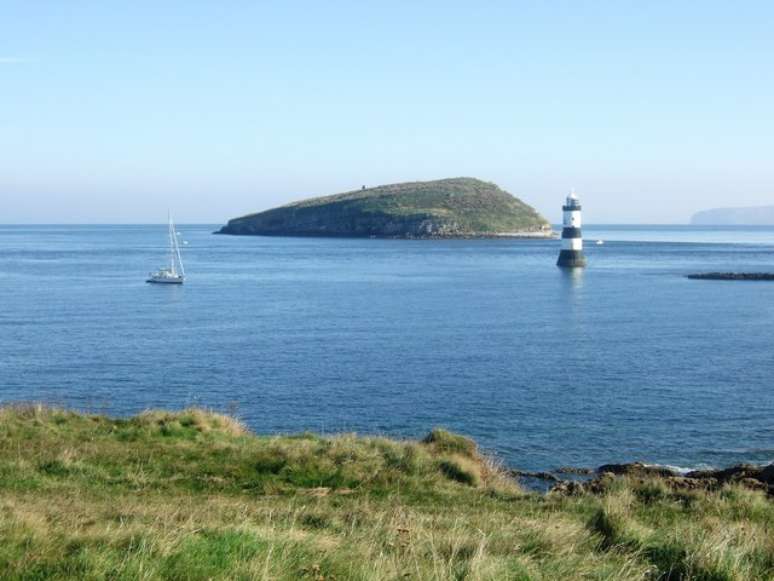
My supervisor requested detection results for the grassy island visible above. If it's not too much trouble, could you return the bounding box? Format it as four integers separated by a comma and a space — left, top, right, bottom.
0, 406, 771, 580
217, 177, 553, 238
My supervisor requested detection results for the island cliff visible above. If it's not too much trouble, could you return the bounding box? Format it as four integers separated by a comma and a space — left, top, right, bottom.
217, 177, 553, 238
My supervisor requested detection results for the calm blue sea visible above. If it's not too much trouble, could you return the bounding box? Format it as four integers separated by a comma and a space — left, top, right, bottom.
1, 224, 773, 472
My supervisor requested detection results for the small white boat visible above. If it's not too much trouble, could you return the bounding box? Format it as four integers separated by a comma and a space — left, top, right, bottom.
596, 240, 605, 245
147, 214, 185, 284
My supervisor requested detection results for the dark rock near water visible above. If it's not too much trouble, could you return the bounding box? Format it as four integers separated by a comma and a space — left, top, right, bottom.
665, 476, 718, 491
596, 461, 678, 478
555, 466, 594, 475
548, 462, 774, 496
738, 478, 770, 492
687, 272, 774, 281
549, 480, 588, 496
509, 469, 560, 482
686, 463, 773, 485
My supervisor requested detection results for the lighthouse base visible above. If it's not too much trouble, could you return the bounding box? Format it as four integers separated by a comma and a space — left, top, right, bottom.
557, 250, 587, 268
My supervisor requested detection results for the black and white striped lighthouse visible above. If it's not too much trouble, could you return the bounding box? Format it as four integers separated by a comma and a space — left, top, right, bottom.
557, 189, 587, 268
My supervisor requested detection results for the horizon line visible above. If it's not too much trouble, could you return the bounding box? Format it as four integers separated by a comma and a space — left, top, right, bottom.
0, 222, 743, 227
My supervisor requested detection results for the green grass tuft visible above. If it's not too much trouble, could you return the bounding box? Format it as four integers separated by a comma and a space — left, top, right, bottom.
422, 428, 478, 457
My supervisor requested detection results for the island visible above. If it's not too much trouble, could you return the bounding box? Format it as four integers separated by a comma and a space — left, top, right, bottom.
691, 205, 774, 225
0, 405, 771, 579
217, 177, 554, 238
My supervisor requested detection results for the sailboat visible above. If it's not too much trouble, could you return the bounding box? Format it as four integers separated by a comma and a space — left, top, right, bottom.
146, 214, 185, 284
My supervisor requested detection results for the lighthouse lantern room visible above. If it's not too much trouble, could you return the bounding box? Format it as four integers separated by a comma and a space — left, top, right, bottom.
557, 189, 587, 268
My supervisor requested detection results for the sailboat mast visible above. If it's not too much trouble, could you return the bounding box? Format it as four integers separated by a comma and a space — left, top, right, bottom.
174, 221, 185, 277
167, 213, 176, 275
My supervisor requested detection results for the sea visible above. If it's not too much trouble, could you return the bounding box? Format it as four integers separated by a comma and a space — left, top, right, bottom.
1, 224, 773, 473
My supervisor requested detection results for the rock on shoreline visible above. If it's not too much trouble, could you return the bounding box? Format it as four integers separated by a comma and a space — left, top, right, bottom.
543, 461, 774, 496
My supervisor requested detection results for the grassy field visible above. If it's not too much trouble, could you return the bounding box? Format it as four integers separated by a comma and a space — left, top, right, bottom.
0, 405, 771, 580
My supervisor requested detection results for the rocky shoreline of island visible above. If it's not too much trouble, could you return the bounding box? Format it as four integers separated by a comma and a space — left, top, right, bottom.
215, 228, 558, 240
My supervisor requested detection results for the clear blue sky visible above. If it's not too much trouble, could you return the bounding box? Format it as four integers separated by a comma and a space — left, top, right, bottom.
2, 1, 773, 223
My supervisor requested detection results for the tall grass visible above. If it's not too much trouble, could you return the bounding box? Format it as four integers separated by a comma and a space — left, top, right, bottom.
0, 405, 771, 580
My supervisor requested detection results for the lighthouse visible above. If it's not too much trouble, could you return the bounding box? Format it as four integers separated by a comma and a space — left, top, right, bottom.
557, 189, 587, 268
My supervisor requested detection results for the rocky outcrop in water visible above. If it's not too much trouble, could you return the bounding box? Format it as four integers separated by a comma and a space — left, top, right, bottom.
687, 273, 774, 281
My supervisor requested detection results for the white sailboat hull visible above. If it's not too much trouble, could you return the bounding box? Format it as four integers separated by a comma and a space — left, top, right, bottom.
146, 274, 184, 284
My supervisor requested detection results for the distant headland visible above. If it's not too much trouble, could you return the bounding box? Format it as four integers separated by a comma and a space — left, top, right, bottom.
691, 205, 774, 225
217, 177, 554, 238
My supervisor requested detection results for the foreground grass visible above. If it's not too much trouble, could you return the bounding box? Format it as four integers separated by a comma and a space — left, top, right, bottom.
0, 406, 771, 580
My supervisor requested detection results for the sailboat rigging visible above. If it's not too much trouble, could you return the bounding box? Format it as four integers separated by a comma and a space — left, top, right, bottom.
146, 214, 185, 284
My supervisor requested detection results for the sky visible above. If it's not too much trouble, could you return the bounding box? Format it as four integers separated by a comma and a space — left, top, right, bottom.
1, 1, 773, 224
